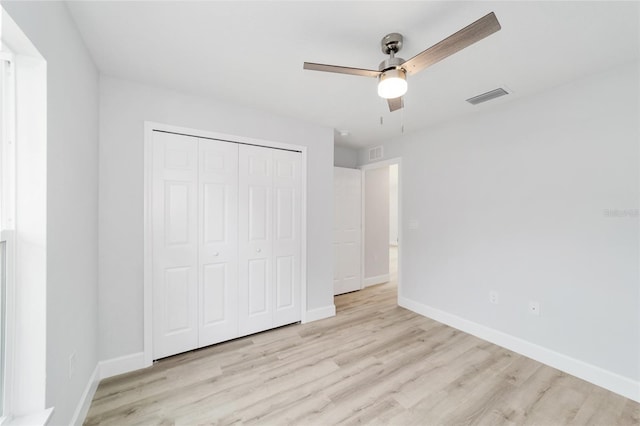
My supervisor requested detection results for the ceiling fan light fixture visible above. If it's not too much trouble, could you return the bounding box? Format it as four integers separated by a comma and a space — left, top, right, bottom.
377, 68, 407, 99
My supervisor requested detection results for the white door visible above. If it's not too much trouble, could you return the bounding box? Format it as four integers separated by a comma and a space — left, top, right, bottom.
333, 167, 362, 295
152, 132, 302, 359
239, 145, 274, 335
152, 131, 199, 359
272, 149, 301, 327
238, 145, 302, 334
198, 139, 239, 347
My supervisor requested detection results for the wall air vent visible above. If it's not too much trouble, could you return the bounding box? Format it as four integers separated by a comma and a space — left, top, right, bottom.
466, 88, 509, 105
368, 146, 383, 161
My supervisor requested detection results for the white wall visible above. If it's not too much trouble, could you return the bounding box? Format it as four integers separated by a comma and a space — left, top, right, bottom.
99, 76, 334, 361
389, 164, 398, 246
363, 166, 389, 284
372, 62, 640, 397
2, 2, 100, 424
334, 145, 358, 168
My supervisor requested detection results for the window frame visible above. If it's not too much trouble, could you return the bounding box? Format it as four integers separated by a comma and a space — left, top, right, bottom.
0, 49, 16, 423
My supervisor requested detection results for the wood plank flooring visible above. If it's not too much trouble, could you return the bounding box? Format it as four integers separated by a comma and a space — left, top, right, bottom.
85, 278, 639, 425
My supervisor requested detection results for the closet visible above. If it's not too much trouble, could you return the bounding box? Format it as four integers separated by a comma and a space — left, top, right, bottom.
151, 130, 301, 360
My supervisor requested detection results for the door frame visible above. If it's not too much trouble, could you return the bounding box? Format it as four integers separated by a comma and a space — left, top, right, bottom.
143, 121, 308, 366
359, 157, 403, 303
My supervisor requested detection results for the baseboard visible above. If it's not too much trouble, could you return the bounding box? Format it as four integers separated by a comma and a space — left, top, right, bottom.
363, 274, 390, 287
69, 353, 148, 425
399, 296, 640, 403
7, 407, 54, 426
99, 351, 147, 380
70, 364, 99, 426
303, 304, 336, 323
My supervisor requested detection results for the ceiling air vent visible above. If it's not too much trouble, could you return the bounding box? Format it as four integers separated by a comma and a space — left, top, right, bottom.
368, 146, 384, 161
466, 88, 509, 105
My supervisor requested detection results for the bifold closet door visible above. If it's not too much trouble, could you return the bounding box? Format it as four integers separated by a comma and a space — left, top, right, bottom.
272, 149, 302, 327
239, 145, 301, 335
198, 139, 239, 347
153, 133, 240, 358
152, 132, 199, 359
153, 132, 301, 359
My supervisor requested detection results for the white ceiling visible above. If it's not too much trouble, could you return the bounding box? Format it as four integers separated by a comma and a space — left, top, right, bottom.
66, 1, 639, 149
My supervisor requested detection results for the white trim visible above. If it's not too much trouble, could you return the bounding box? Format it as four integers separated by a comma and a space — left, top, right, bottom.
63, 352, 148, 426
99, 352, 147, 380
69, 366, 98, 426
399, 296, 640, 403
359, 157, 402, 171
363, 274, 390, 287
143, 123, 153, 367
143, 121, 308, 363
303, 304, 335, 323
4, 408, 53, 426
300, 148, 308, 323
0, 43, 17, 422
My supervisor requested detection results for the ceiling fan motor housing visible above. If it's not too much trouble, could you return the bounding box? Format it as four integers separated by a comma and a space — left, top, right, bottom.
381, 32, 403, 54
379, 33, 406, 75
379, 56, 405, 72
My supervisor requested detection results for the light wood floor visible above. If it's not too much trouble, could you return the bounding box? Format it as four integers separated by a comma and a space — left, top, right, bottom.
85, 274, 639, 424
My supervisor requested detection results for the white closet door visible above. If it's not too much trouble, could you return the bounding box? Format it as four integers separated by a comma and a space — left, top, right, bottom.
239, 145, 274, 335
198, 139, 239, 347
272, 149, 301, 327
152, 131, 199, 359
333, 167, 362, 295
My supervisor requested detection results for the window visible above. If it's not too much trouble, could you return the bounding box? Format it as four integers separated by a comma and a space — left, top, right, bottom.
0, 48, 15, 419
0, 8, 48, 419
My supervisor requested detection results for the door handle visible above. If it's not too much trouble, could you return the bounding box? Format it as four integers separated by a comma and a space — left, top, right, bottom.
256, 248, 262, 253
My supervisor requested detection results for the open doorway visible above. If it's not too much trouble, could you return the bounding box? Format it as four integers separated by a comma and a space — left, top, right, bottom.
361, 158, 401, 298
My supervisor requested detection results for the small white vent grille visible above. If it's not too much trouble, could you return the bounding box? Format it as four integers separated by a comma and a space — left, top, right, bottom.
466, 88, 509, 105
368, 146, 383, 161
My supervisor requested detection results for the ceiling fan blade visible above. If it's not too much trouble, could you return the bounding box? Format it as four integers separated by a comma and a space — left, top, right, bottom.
387, 97, 404, 112
402, 12, 501, 75
303, 62, 380, 78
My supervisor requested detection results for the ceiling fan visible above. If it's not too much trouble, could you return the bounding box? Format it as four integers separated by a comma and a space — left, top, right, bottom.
303, 12, 501, 112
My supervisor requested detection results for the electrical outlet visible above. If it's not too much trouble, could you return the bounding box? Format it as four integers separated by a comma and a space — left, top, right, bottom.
528, 301, 540, 316
489, 291, 499, 304
69, 351, 77, 379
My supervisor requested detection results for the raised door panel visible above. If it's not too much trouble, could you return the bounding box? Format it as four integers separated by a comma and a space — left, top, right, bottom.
164, 267, 192, 332
272, 150, 301, 327
152, 131, 198, 359
275, 255, 294, 310
202, 263, 226, 323
198, 139, 239, 347
238, 145, 273, 335
248, 258, 268, 315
